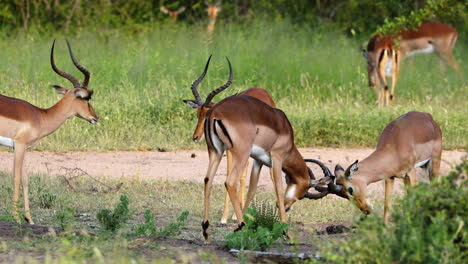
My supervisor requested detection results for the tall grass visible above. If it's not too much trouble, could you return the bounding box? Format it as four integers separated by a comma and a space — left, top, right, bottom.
0, 19, 466, 151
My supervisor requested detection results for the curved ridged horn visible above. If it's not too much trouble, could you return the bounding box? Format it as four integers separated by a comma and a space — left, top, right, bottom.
304, 159, 333, 178
204, 57, 233, 107
50, 40, 81, 88
191, 55, 212, 106
66, 39, 90, 89
302, 158, 347, 199
328, 182, 344, 195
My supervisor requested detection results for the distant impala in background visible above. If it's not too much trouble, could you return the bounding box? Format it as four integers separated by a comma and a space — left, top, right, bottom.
362, 21, 461, 107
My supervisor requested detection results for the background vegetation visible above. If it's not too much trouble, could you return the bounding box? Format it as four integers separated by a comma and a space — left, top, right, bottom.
0, 21, 466, 151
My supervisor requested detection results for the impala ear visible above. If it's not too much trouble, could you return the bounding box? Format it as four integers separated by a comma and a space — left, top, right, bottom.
53, 85, 69, 96
361, 49, 368, 59
74, 89, 93, 100
334, 164, 345, 178
345, 160, 359, 180
160, 6, 169, 14
183, 99, 199, 109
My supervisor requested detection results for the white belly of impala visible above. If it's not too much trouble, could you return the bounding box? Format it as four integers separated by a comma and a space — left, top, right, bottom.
414, 158, 431, 168
0, 136, 14, 148
251, 145, 272, 167
406, 44, 434, 57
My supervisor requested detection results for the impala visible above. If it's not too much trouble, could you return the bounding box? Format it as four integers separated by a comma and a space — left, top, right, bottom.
362, 21, 461, 107
0, 40, 98, 224
183, 56, 277, 225
206, 1, 222, 33
322, 111, 442, 223
196, 57, 330, 242
160, 6, 186, 21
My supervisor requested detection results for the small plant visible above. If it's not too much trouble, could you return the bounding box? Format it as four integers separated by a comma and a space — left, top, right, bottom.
97, 195, 130, 232
39, 192, 57, 209
56, 207, 76, 230
225, 201, 289, 251
30, 176, 57, 208
135, 210, 189, 238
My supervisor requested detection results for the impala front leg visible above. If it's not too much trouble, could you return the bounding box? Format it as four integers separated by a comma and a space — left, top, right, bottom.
243, 160, 263, 214
384, 177, 394, 224
13, 143, 27, 223
203, 150, 222, 242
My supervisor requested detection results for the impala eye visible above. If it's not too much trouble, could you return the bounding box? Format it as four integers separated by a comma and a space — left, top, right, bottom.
347, 187, 354, 196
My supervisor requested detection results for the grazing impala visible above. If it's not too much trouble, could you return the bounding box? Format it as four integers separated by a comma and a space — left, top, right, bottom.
206, 1, 222, 33
362, 21, 461, 107
160, 6, 186, 21
183, 56, 276, 225
322, 111, 442, 223
196, 57, 330, 242
0, 40, 98, 224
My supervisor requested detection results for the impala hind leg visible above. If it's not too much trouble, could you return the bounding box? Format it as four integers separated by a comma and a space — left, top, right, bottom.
430, 139, 442, 183
220, 151, 233, 225
202, 150, 223, 242
243, 160, 263, 214
389, 53, 400, 106
383, 177, 394, 224
404, 170, 418, 192
225, 153, 249, 231
232, 160, 248, 221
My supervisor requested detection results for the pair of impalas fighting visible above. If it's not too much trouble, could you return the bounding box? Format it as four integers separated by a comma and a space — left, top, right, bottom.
0, 21, 457, 241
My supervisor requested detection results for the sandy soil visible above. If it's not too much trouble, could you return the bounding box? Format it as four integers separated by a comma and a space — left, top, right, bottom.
0, 148, 465, 197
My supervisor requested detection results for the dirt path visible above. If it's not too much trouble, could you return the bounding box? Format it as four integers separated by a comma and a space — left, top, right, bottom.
0, 148, 465, 197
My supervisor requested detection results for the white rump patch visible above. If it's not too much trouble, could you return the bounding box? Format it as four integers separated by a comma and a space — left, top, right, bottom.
414, 158, 431, 168
0, 136, 14, 148
286, 184, 297, 199
406, 44, 435, 57
251, 145, 272, 167
211, 122, 225, 155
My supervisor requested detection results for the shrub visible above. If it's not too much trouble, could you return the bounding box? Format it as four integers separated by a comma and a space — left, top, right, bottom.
135, 210, 189, 238
56, 207, 76, 230
313, 159, 468, 264
225, 203, 289, 251
97, 195, 130, 232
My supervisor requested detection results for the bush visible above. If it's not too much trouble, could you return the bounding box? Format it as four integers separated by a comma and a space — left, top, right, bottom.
97, 195, 130, 232
313, 159, 468, 264
135, 210, 189, 238
225, 203, 289, 251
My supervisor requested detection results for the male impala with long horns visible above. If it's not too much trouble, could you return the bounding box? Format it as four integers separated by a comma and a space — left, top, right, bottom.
183, 55, 276, 225
193, 56, 331, 242
319, 111, 442, 223
0, 40, 98, 224
363, 21, 460, 107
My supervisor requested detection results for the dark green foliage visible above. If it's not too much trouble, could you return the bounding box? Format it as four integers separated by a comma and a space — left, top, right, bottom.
135, 210, 189, 238
2, 0, 466, 36
375, 0, 467, 36
225, 206, 289, 251
96, 195, 130, 232
313, 159, 468, 264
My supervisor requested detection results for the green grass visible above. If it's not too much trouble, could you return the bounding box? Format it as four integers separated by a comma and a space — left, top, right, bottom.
0, 19, 466, 152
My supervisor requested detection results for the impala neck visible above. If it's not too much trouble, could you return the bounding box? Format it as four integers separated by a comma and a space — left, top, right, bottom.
282, 147, 309, 183
358, 150, 395, 185
38, 97, 75, 138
